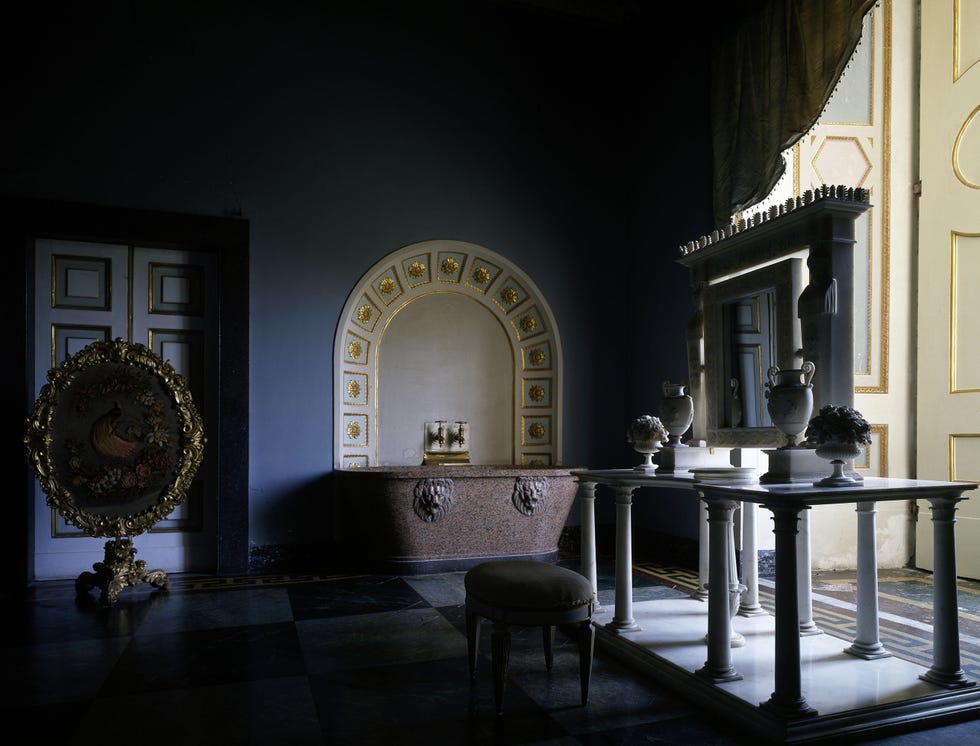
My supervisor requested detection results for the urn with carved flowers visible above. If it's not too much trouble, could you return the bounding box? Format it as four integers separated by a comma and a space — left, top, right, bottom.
805, 404, 873, 486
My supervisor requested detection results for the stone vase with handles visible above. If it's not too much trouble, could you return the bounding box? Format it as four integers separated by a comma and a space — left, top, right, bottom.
764, 361, 815, 448
660, 381, 694, 447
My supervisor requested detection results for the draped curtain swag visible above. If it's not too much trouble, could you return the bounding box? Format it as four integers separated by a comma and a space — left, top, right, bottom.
710, 0, 878, 229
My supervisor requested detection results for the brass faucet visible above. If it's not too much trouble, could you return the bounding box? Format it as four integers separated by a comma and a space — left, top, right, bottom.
434, 421, 445, 447
454, 421, 466, 447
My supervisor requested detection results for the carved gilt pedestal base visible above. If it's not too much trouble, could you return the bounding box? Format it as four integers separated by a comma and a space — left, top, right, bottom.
75, 537, 169, 605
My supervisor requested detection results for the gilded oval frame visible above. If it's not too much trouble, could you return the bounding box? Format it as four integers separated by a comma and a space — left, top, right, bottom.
24, 338, 205, 538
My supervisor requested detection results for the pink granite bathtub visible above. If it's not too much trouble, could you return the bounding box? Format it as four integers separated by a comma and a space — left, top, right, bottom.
337, 465, 582, 573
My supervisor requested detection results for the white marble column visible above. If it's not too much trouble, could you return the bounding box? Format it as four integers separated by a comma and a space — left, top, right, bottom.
727, 516, 746, 647
577, 478, 599, 608
695, 495, 743, 682
797, 511, 821, 635
607, 484, 640, 632
920, 495, 975, 688
738, 501, 767, 617
694, 499, 709, 600
761, 503, 818, 718
845, 500, 890, 659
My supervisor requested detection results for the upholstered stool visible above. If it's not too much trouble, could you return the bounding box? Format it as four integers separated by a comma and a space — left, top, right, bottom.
464, 559, 596, 714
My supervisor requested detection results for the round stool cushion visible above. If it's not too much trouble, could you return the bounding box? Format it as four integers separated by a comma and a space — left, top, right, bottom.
465, 560, 594, 612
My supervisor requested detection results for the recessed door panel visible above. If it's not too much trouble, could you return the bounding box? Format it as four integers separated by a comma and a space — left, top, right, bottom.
31, 240, 217, 580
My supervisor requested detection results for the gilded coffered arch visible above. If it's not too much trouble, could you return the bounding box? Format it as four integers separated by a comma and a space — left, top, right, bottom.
334, 240, 563, 468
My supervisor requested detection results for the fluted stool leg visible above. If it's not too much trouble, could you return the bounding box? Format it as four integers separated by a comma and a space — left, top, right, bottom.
491, 622, 512, 715
466, 610, 480, 678
577, 620, 595, 705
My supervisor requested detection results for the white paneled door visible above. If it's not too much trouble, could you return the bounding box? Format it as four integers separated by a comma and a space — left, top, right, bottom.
31, 239, 218, 580
915, 0, 980, 577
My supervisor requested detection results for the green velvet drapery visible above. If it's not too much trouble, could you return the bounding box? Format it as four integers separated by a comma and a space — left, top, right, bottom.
710, 0, 878, 229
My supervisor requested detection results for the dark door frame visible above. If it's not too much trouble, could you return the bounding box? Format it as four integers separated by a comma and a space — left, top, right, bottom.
5, 196, 250, 590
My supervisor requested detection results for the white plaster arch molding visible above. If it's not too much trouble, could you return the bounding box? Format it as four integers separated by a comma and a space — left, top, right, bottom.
334, 240, 564, 468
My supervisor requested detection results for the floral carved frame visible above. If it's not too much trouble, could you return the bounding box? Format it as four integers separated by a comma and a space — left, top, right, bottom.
25, 338, 205, 540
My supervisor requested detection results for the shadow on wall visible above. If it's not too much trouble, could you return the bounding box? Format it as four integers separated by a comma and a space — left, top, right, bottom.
379, 293, 514, 465
248, 473, 343, 573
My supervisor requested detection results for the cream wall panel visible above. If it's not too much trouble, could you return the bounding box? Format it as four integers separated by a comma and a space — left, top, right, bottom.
957, 0, 980, 80
952, 234, 980, 391
810, 501, 911, 569
916, 0, 980, 578
952, 434, 980, 482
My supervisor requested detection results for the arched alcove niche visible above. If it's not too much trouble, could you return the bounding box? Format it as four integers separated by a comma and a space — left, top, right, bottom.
334, 240, 563, 468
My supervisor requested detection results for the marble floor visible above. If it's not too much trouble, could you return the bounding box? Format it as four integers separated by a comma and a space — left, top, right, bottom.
5, 558, 980, 745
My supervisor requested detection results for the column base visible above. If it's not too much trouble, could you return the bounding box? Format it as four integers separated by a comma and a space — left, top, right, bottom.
799, 622, 823, 636
760, 696, 818, 719
919, 669, 977, 689
845, 642, 891, 660
694, 664, 743, 684
605, 619, 641, 633
737, 603, 769, 618
703, 631, 747, 648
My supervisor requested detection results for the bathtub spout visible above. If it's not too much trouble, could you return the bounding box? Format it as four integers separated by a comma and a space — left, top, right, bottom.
423, 420, 469, 464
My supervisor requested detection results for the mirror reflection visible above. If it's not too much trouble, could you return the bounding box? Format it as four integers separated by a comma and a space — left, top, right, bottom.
723, 289, 776, 428
700, 255, 804, 447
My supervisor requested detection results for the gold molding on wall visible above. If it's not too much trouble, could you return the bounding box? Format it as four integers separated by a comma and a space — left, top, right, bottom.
949, 433, 980, 482
949, 231, 980, 393
953, 0, 980, 82
854, 1, 891, 394
952, 104, 980, 189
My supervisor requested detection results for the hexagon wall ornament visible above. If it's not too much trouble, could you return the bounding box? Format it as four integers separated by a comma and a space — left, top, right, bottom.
812, 136, 873, 188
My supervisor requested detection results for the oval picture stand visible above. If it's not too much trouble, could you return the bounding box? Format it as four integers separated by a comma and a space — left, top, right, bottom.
25, 339, 205, 605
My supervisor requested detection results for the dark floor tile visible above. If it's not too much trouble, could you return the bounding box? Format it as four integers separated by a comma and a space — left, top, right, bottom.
9, 559, 980, 745
99, 622, 306, 695
2, 588, 156, 645
476, 643, 594, 712
577, 711, 749, 745
309, 656, 570, 745
75, 675, 323, 745
134, 587, 294, 635
403, 571, 468, 607
0, 701, 91, 741
296, 607, 467, 673
524, 649, 703, 736
287, 575, 429, 620
4, 636, 132, 707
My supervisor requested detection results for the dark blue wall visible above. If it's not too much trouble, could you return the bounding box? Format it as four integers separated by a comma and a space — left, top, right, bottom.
5, 0, 715, 562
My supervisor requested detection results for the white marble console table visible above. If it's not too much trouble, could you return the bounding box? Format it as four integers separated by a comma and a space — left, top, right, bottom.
572, 469, 980, 742
573, 468, 765, 629
572, 469, 703, 628
698, 478, 978, 715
